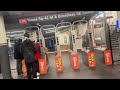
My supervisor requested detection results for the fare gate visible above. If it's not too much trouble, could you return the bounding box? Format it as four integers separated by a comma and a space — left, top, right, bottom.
55, 22, 72, 72
71, 20, 89, 69
40, 25, 59, 73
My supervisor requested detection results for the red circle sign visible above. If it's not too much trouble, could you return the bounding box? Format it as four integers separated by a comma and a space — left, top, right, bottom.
19, 19, 28, 24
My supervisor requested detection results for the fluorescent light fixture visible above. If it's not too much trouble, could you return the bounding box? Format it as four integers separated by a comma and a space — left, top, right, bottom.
44, 30, 55, 33
45, 31, 55, 33
46, 32, 51, 33
42, 28, 55, 30
90, 20, 93, 22
6, 32, 11, 34
90, 11, 104, 20
7, 34, 23, 37
99, 11, 103, 14
10, 31, 24, 33
95, 13, 104, 18
57, 25, 71, 29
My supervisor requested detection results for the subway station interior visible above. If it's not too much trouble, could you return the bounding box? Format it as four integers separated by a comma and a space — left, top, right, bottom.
1, 11, 120, 79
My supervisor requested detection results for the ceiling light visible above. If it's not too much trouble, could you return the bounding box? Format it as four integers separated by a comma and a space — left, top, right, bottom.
42, 28, 55, 30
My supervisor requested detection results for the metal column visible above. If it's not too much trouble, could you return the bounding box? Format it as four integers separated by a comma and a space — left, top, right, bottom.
0, 15, 12, 79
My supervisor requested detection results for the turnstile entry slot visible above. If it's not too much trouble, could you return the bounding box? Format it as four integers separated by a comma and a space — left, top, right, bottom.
72, 35, 75, 43
40, 39, 43, 47
56, 22, 72, 52
72, 20, 88, 50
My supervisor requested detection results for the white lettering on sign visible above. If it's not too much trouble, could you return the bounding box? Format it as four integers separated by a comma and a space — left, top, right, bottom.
54, 15, 57, 19
50, 16, 54, 19
41, 62, 44, 71
27, 18, 38, 22
106, 53, 109, 62
73, 57, 77, 66
57, 13, 76, 18
22, 11, 95, 22
76, 12, 82, 15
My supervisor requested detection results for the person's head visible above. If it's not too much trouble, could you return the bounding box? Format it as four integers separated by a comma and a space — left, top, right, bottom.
24, 33, 30, 39
18, 38, 22, 43
30, 37, 35, 42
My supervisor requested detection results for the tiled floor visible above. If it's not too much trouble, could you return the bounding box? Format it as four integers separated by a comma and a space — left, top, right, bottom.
1, 50, 120, 79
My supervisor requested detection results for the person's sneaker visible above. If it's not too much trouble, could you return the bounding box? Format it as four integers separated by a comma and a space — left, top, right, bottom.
37, 77, 40, 79
37, 73, 40, 76
34, 77, 40, 79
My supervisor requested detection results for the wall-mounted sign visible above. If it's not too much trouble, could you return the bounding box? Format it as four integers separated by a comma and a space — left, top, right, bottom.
19, 11, 97, 24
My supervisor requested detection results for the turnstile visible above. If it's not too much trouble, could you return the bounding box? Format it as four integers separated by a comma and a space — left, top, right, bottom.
39, 25, 56, 73
80, 21, 97, 68
40, 25, 56, 55
70, 20, 88, 69
91, 12, 112, 66
55, 22, 73, 72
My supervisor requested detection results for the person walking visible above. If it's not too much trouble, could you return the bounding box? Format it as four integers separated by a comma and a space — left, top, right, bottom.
21, 33, 38, 79
14, 39, 24, 76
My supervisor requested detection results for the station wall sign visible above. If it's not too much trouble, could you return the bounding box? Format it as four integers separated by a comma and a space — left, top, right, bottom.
19, 11, 98, 24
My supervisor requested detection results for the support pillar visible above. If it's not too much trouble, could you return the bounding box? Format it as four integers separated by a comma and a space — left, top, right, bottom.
0, 15, 12, 79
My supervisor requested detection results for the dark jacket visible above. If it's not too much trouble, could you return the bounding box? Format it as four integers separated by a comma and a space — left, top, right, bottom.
14, 42, 24, 59
21, 39, 38, 63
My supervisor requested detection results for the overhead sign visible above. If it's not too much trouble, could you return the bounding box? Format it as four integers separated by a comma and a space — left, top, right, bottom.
19, 11, 97, 23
